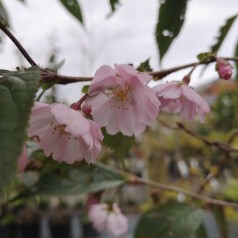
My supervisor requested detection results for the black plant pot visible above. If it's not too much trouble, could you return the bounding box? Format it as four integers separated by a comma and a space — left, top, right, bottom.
0, 223, 17, 238
82, 223, 99, 238
18, 222, 40, 238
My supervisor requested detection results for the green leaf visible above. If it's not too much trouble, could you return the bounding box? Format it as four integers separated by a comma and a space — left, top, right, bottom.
234, 39, 238, 81
0, 67, 40, 197
82, 85, 89, 94
0, 1, 10, 27
14, 162, 125, 199
103, 129, 135, 158
108, 0, 121, 16
137, 58, 153, 72
210, 14, 238, 53
155, 0, 187, 62
134, 202, 202, 238
59, 0, 83, 25
197, 52, 216, 62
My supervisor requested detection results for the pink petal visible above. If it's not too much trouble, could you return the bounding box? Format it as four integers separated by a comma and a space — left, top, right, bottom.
61, 138, 85, 164
180, 101, 196, 121
133, 85, 160, 123
115, 64, 138, 79
90, 93, 115, 127
28, 103, 54, 137
118, 105, 136, 136
89, 65, 117, 94
182, 85, 210, 113
88, 204, 108, 231
154, 82, 182, 99
106, 109, 121, 135
106, 213, 128, 236
51, 104, 90, 135
39, 127, 61, 157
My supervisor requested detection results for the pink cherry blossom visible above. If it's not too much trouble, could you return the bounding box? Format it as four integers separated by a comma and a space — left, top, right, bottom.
88, 203, 128, 237
28, 102, 103, 164
153, 81, 210, 122
216, 57, 233, 80
83, 64, 160, 137
17, 145, 28, 172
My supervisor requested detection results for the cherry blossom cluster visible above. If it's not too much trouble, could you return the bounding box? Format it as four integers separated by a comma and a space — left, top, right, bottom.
27, 64, 212, 165
18, 59, 233, 237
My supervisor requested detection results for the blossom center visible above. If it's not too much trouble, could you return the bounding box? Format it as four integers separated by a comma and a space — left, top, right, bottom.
107, 85, 132, 110
50, 122, 72, 139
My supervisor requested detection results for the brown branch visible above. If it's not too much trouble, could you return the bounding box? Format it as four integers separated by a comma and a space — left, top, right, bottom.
196, 152, 231, 194
42, 56, 238, 84
0, 19, 37, 66
176, 122, 238, 153
197, 129, 238, 194
132, 175, 238, 209
97, 163, 238, 209
149, 57, 238, 80
41, 70, 93, 84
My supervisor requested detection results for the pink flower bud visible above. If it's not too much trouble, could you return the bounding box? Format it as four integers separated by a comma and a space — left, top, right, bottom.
216, 57, 233, 80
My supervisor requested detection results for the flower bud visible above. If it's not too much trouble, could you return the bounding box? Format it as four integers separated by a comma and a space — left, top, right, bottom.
216, 57, 233, 80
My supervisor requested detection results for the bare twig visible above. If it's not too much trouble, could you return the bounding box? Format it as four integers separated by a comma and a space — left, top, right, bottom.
132, 175, 238, 209
41, 70, 93, 84
176, 122, 238, 153
197, 152, 231, 194
97, 163, 238, 209
197, 129, 238, 193
149, 57, 238, 80
0, 19, 37, 66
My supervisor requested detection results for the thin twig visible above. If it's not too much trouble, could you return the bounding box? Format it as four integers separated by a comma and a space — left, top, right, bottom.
176, 122, 238, 153
133, 175, 238, 209
41, 70, 93, 84
197, 129, 238, 193
149, 57, 238, 80
97, 163, 238, 209
158, 120, 238, 153
0, 19, 37, 66
197, 152, 231, 194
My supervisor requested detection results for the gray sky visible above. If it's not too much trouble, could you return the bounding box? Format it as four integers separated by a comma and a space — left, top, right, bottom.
1, 0, 238, 103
